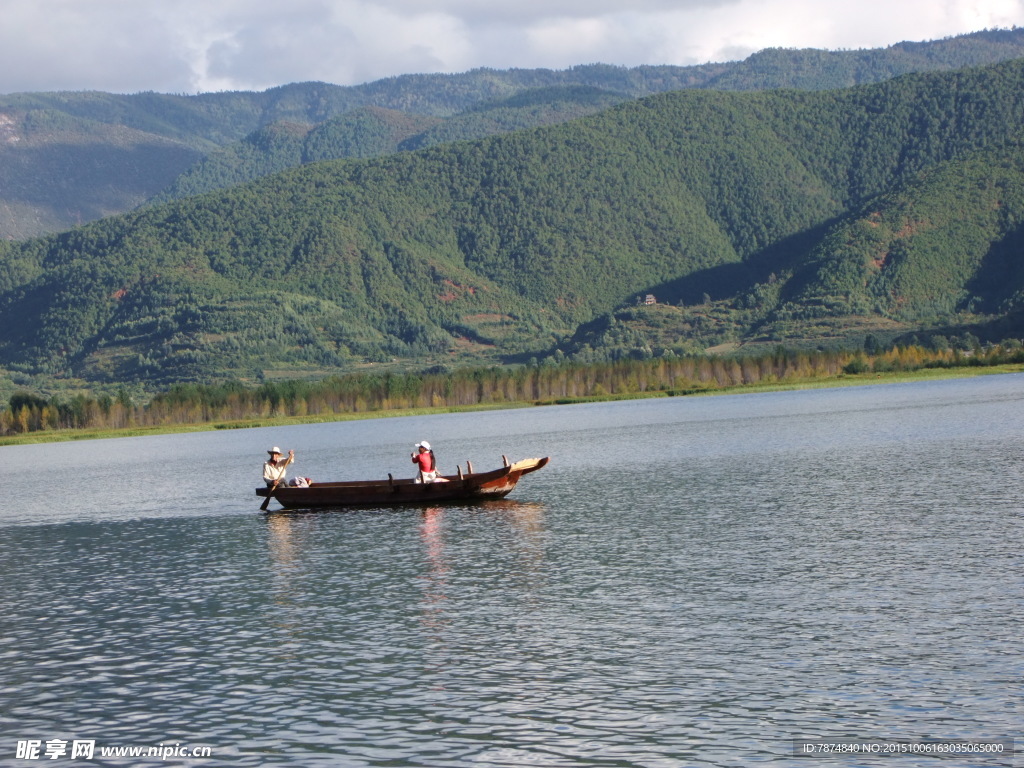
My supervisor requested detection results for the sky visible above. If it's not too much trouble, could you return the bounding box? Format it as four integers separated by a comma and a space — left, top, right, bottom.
1, 0, 1022, 95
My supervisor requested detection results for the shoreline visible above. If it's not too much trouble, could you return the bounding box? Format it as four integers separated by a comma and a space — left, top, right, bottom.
1, 363, 1020, 447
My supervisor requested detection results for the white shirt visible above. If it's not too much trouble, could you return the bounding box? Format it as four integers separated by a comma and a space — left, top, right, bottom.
263, 456, 293, 483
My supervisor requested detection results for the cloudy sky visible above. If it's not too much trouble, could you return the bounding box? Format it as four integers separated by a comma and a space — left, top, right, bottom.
1, 0, 1021, 95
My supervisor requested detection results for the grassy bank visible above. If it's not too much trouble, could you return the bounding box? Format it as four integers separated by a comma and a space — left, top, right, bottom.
2, 362, 1019, 448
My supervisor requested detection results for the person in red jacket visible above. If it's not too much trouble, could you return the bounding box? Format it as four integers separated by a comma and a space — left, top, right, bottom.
412, 441, 439, 483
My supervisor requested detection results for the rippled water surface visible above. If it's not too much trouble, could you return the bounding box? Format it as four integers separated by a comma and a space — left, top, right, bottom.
2, 376, 1022, 766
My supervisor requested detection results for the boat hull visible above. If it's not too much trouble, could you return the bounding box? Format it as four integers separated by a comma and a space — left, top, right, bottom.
256, 457, 549, 510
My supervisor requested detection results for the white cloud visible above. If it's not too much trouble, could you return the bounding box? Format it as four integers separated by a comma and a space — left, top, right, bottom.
0, 0, 193, 93
0, 0, 1020, 95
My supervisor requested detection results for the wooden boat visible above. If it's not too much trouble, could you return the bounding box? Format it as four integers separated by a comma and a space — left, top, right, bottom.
256, 456, 549, 510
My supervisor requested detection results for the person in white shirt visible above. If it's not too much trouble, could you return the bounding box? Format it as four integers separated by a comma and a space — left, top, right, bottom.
263, 446, 294, 487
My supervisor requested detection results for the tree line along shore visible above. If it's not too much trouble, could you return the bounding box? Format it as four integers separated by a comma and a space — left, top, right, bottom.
3, 340, 1022, 444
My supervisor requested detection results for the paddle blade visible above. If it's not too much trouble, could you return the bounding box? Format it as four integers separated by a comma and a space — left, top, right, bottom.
260, 487, 275, 511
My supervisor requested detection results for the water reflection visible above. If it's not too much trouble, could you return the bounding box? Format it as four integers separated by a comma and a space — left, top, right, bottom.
417, 501, 548, 641
267, 513, 298, 574
480, 500, 548, 601
419, 507, 450, 642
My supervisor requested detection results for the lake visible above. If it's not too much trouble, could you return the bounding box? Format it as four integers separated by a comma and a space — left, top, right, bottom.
1, 375, 1021, 767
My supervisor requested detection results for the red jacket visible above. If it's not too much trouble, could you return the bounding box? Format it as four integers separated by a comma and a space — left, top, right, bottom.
413, 451, 435, 473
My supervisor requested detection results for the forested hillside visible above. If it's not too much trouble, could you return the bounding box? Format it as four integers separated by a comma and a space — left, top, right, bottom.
0, 111, 205, 240
2, 56, 1024, 392
149, 88, 628, 204
1, 28, 1023, 238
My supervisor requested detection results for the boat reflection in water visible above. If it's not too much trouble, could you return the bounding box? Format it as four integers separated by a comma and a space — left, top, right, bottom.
419, 507, 450, 644
261, 498, 548, 666
416, 500, 547, 687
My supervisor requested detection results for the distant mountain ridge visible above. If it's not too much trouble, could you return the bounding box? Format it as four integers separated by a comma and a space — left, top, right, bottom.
1, 27, 1023, 239
148, 88, 632, 205
2, 55, 1024, 389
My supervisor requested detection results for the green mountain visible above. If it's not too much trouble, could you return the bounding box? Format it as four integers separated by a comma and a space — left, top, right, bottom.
2, 57, 1024, 388
150, 88, 627, 204
565, 142, 1024, 358
3, 28, 1024, 239
0, 110, 205, 240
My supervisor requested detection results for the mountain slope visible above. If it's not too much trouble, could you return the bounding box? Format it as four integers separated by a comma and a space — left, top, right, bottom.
774, 145, 1024, 322
0, 110, 204, 240
2, 58, 1024, 385
3, 28, 1024, 238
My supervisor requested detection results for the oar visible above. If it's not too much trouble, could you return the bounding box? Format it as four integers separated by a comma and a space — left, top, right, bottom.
260, 481, 279, 511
